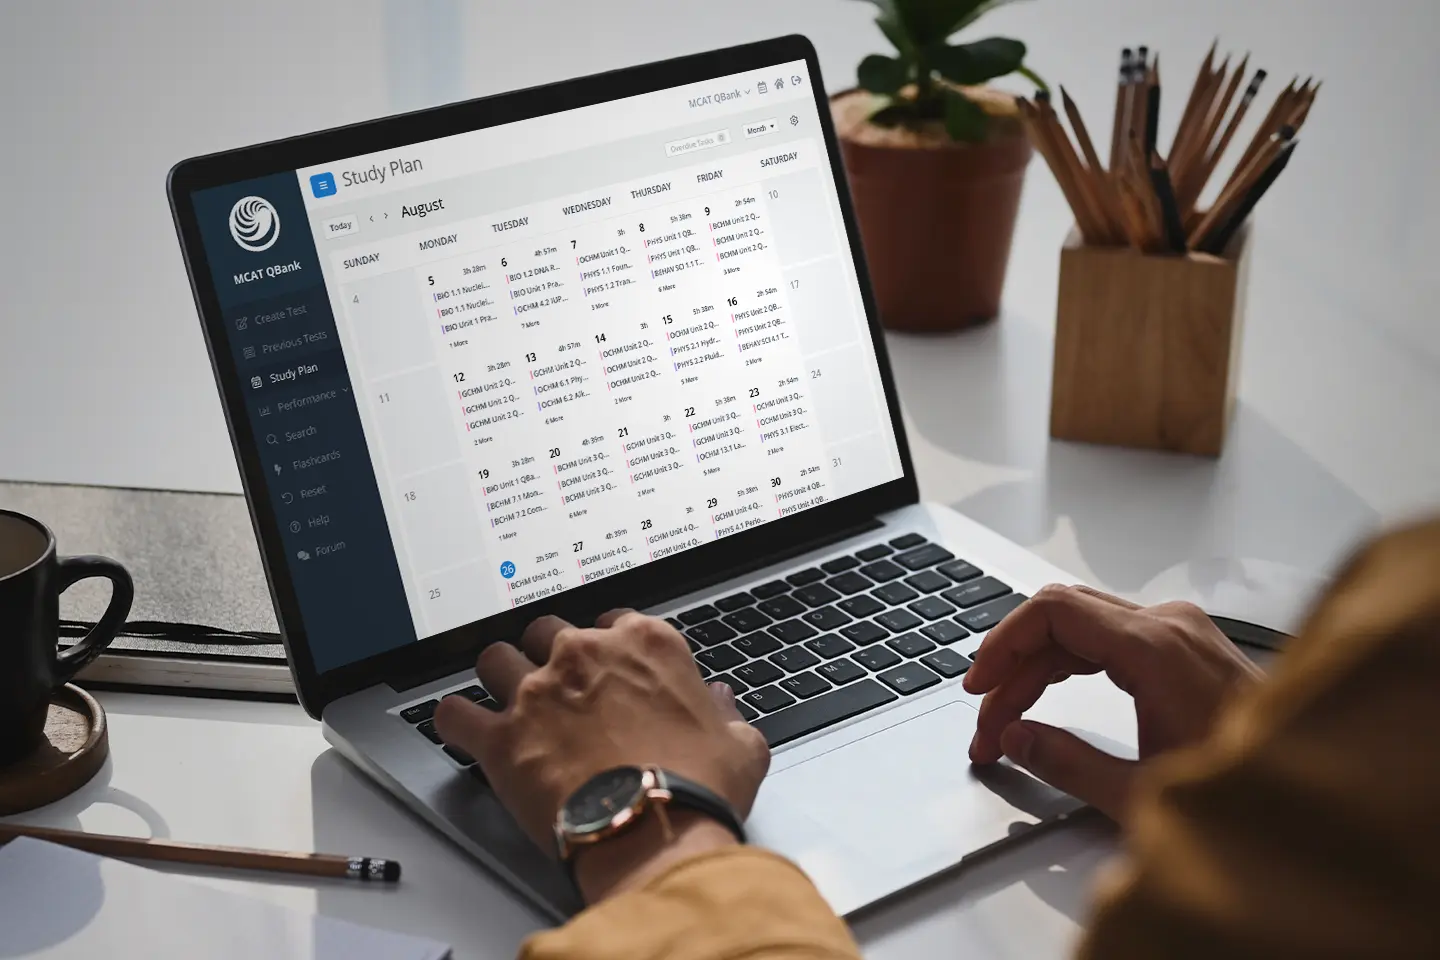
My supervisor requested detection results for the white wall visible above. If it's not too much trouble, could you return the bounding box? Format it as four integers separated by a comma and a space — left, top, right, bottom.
1, 0, 1437, 497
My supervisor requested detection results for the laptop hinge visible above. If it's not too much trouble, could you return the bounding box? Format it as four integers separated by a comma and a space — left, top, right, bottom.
387, 515, 885, 693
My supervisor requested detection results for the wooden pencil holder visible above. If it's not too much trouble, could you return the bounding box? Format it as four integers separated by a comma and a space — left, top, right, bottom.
1049, 224, 1251, 457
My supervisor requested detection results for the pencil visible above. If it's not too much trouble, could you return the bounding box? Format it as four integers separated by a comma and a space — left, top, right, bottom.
1061, 86, 1132, 245
1149, 153, 1188, 253
1189, 124, 1296, 246
1233, 75, 1297, 175
1171, 41, 1218, 162
1144, 57, 1162, 155
1172, 54, 1229, 185
1110, 48, 1134, 170
1199, 140, 1298, 254
1115, 54, 1139, 173
1036, 92, 1113, 242
0, 822, 402, 884
1184, 68, 1267, 212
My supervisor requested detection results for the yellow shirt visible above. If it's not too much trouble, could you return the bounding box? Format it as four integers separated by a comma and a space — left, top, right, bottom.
524, 519, 1440, 960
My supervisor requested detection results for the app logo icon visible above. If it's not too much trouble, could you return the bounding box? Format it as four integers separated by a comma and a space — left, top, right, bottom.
499, 560, 516, 579
757, 81, 768, 94
310, 172, 337, 198
250, 375, 263, 390
229, 196, 280, 252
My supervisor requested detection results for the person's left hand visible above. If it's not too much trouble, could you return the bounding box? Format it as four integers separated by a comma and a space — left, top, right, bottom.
434, 609, 770, 902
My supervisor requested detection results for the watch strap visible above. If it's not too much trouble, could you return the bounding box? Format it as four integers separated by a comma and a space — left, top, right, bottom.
656, 769, 747, 845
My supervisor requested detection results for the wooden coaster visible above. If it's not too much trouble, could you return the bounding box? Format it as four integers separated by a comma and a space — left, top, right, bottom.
0, 685, 108, 816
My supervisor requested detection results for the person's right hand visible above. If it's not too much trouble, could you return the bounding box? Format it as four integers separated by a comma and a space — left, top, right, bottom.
963, 585, 1264, 824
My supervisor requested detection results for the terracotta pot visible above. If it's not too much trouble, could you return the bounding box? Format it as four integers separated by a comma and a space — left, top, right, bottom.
836, 102, 1032, 333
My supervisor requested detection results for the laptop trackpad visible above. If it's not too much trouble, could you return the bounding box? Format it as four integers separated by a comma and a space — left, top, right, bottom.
748, 699, 1082, 914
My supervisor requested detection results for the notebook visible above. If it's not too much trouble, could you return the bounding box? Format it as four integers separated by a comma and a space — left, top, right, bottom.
0, 837, 451, 960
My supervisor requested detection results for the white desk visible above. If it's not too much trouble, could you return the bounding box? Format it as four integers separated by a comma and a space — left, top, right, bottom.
2, 0, 1439, 957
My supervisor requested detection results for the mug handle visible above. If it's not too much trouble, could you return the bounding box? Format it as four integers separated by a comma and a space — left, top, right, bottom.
53, 556, 135, 683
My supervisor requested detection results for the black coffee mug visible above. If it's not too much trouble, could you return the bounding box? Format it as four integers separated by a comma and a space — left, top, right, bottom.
0, 510, 133, 766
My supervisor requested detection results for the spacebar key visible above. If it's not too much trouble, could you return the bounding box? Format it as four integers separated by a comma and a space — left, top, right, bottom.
754, 679, 898, 747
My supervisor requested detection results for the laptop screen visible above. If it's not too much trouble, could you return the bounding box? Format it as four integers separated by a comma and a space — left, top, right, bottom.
187, 57, 903, 674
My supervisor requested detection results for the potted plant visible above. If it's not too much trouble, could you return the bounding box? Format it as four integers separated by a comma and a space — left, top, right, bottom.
834, 0, 1044, 331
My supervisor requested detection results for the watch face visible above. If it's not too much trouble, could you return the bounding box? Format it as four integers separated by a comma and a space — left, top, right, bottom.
563, 767, 647, 833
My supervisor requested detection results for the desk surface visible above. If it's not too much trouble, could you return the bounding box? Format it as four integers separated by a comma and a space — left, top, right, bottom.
3, 692, 1119, 960
2, 1, 1439, 957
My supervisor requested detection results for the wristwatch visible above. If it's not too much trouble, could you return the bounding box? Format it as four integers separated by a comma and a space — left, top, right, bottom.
553, 765, 746, 863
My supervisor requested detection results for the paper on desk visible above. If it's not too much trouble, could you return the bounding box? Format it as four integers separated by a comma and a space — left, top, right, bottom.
0, 837, 451, 960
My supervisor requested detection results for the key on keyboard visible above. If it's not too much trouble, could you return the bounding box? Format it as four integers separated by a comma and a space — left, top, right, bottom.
416, 719, 443, 744
876, 608, 923, 633
751, 580, 790, 599
941, 577, 1012, 609
696, 644, 745, 671
937, 559, 982, 583
818, 658, 866, 685
839, 620, 889, 646
854, 646, 902, 671
687, 620, 738, 646
678, 604, 720, 625
894, 543, 954, 571
855, 543, 893, 561
887, 632, 937, 658
787, 568, 826, 586
904, 570, 951, 593
768, 619, 818, 644
908, 596, 957, 620
825, 572, 873, 595
734, 659, 784, 686
872, 582, 919, 605
722, 608, 773, 633
804, 634, 856, 659
715, 592, 756, 612
920, 649, 971, 678
878, 663, 942, 695
742, 685, 797, 713
780, 671, 832, 699
838, 594, 885, 618
400, 700, 439, 724
758, 595, 806, 620
955, 594, 1027, 632
770, 647, 820, 672
733, 632, 783, 658
821, 556, 860, 573
920, 620, 969, 644
889, 533, 927, 549
793, 583, 841, 607
859, 559, 906, 582
752, 679, 897, 747
802, 606, 852, 630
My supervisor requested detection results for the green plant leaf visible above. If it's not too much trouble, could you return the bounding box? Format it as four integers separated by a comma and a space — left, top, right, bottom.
897, 0, 986, 46
857, 53, 909, 95
931, 37, 1027, 85
943, 88, 990, 141
875, 11, 916, 60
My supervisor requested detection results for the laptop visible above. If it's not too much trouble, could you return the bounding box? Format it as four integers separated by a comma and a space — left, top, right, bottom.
168, 34, 1137, 920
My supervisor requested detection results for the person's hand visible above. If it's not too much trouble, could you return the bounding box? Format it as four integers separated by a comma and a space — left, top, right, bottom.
433, 610, 770, 902
963, 585, 1263, 824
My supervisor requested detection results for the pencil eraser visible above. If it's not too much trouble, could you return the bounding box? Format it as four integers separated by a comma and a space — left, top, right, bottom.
383, 860, 402, 882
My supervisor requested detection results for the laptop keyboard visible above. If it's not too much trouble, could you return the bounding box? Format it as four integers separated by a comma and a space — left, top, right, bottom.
395, 533, 1027, 769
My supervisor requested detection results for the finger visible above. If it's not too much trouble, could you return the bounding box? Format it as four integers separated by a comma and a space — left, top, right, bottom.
433, 694, 501, 764
594, 607, 637, 629
708, 680, 743, 721
475, 641, 538, 706
969, 647, 1089, 763
964, 585, 1150, 695
1071, 586, 1142, 610
1000, 720, 1138, 823
519, 615, 574, 664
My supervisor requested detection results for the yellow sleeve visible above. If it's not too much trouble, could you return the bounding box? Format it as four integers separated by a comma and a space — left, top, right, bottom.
519, 846, 861, 960
1079, 519, 1440, 958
